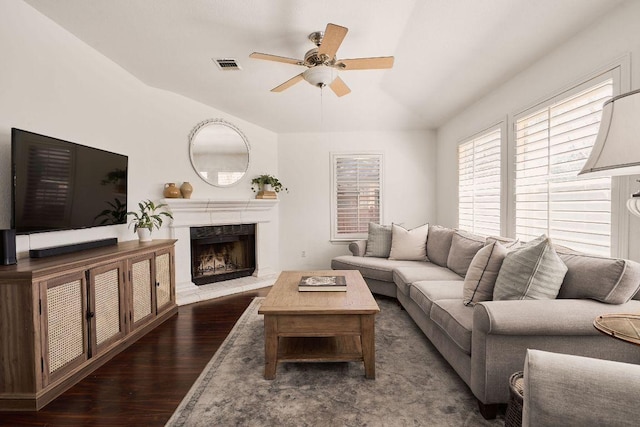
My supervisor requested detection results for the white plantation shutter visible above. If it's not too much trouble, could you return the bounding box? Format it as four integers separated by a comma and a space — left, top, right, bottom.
332, 153, 382, 240
458, 128, 502, 236
515, 78, 613, 256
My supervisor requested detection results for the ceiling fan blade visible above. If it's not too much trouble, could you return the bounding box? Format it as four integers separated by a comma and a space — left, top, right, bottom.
330, 76, 351, 97
337, 56, 394, 70
318, 23, 348, 58
271, 74, 304, 92
250, 52, 304, 66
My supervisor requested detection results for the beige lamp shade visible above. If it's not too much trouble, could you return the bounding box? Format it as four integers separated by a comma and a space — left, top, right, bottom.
579, 88, 640, 177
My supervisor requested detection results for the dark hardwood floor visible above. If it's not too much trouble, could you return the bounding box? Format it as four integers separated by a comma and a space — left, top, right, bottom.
0, 288, 271, 427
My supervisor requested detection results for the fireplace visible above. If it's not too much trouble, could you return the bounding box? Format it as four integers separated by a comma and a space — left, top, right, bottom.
190, 224, 256, 285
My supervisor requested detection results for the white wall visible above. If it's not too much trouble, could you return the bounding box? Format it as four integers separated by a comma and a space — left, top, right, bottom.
278, 130, 436, 270
0, 1, 278, 267
436, 0, 640, 260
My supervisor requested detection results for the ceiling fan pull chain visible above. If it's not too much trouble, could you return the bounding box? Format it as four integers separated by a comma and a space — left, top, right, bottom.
320, 86, 324, 128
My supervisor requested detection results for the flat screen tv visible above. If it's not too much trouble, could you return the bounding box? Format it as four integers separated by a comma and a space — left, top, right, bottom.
11, 128, 128, 234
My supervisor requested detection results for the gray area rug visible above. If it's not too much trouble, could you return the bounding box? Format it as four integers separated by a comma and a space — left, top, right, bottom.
166, 297, 504, 426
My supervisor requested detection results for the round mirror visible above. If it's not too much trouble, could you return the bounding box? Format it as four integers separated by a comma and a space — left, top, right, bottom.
189, 119, 250, 187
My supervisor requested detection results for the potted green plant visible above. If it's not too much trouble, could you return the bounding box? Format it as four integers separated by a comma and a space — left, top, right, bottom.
250, 174, 288, 194
127, 199, 173, 242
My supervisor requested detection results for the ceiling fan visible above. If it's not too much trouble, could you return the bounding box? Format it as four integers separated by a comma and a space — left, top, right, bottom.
249, 23, 394, 97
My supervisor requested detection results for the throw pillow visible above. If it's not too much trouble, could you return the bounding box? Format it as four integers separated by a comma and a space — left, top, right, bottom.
462, 241, 508, 306
388, 223, 429, 261
493, 235, 568, 301
426, 225, 455, 267
364, 223, 392, 258
447, 231, 485, 277
555, 247, 640, 304
485, 236, 520, 249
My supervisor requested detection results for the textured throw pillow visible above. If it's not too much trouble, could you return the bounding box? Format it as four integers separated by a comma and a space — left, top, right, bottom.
485, 236, 520, 249
426, 225, 455, 267
364, 223, 392, 258
462, 241, 508, 306
388, 223, 429, 261
493, 235, 568, 301
447, 231, 485, 277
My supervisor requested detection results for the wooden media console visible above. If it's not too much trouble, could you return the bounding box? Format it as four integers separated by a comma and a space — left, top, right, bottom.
0, 239, 178, 411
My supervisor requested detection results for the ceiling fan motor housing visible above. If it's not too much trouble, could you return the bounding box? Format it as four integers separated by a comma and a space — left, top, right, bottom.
304, 48, 334, 67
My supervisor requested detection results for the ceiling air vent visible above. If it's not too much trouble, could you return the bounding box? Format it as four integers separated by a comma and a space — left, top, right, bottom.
213, 58, 242, 70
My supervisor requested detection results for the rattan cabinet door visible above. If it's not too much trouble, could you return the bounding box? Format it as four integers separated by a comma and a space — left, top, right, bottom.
129, 255, 155, 330
88, 261, 126, 354
41, 272, 89, 386
155, 248, 174, 313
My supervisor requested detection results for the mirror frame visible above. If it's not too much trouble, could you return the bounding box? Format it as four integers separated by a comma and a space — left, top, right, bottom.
188, 118, 251, 187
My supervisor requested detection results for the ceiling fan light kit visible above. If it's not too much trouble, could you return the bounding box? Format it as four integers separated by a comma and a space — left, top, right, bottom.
250, 23, 393, 97
302, 66, 337, 87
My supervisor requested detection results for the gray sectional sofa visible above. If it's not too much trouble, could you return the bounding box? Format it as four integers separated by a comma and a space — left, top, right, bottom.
331, 224, 640, 419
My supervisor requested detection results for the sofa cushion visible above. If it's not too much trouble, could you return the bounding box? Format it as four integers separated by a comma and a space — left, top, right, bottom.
463, 241, 508, 306
331, 255, 428, 283
447, 231, 485, 277
426, 225, 455, 267
430, 299, 474, 355
410, 281, 464, 315
556, 247, 640, 304
393, 265, 463, 295
389, 223, 429, 261
364, 223, 392, 258
493, 235, 568, 301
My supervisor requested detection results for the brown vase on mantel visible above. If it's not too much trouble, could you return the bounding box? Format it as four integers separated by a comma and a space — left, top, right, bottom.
163, 183, 181, 198
180, 182, 193, 199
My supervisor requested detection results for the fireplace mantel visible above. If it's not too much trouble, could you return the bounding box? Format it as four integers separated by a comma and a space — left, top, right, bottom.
163, 198, 278, 213
162, 198, 278, 227
163, 198, 279, 305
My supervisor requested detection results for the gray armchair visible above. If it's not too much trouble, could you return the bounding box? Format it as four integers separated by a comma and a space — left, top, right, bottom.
523, 349, 640, 426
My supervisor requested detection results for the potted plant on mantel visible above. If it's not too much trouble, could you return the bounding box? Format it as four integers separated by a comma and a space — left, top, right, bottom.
251, 174, 288, 199
127, 199, 173, 242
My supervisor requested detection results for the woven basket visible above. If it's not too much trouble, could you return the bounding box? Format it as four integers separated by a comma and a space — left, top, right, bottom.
505, 371, 524, 427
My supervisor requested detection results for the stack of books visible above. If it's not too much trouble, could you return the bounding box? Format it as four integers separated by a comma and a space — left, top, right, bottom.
298, 275, 347, 292
256, 190, 277, 199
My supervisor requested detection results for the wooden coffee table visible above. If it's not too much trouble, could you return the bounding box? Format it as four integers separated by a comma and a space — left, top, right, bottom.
258, 270, 380, 379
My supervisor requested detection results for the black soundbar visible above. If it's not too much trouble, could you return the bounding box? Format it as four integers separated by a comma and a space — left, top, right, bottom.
29, 238, 118, 259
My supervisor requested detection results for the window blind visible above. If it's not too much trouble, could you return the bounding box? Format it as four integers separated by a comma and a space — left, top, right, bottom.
458, 128, 501, 236
515, 79, 613, 256
332, 154, 382, 240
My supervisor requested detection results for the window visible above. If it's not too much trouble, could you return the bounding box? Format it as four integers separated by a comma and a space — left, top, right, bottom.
458, 127, 502, 236
331, 153, 382, 241
514, 78, 613, 256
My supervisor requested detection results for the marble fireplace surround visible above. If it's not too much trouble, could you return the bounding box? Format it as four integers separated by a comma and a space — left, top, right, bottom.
162, 199, 279, 306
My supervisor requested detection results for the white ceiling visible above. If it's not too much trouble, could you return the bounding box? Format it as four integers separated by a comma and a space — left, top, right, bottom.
24, 0, 624, 133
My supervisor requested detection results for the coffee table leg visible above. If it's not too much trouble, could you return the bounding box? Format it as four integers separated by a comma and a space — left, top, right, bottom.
361, 314, 375, 379
264, 315, 278, 379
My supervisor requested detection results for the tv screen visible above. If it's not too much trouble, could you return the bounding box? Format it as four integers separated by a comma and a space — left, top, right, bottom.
11, 128, 128, 234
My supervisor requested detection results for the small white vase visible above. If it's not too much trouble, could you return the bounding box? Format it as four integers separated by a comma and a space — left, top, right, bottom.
137, 228, 152, 242
263, 184, 273, 192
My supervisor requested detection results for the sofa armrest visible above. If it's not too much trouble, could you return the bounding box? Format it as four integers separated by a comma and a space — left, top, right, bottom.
470, 299, 640, 404
523, 349, 640, 426
348, 240, 368, 257
474, 299, 640, 336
